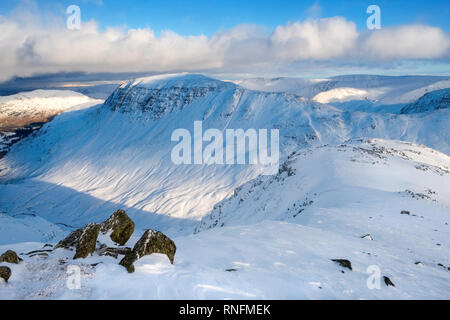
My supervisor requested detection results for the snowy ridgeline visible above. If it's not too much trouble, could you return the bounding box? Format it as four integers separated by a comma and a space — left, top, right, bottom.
235, 75, 450, 113
0, 74, 449, 299
0, 89, 102, 123
234, 75, 450, 103
0, 90, 103, 156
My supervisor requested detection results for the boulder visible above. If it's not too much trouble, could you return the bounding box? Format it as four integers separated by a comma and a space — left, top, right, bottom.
0, 250, 22, 264
54, 228, 83, 250
119, 230, 176, 273
74, 223, 101, 259
0, 266, 11, 283
100, 210, 135, 246
54, 223, 101, 259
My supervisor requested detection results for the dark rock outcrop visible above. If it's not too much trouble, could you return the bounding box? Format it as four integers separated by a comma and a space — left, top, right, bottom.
383, 276, 395, 287
361, 234, 373, 240
0, 250, 22, 264
100, 209, 135, 246
119, 230, 176, 273
25, 249, 52, 256
53, 211, 137, 260
332, 259, 352, 271
54, 228, 84, 250
97, 244, 132, 259
74, 223, 101, 259
0, 266, 11, 283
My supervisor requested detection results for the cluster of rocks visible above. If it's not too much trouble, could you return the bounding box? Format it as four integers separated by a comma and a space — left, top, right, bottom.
54, 209, 176, 273
0, 210, 176, 283
119, 229, 176, 273
0, 250, 22, 282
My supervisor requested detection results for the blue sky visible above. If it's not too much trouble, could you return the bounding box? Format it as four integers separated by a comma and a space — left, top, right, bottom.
0, 0, 449, 80
1, 0, 449, 35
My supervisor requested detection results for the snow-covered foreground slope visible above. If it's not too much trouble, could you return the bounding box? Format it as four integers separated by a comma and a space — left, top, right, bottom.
1, 74, 450, 241
1, 139, 448, 299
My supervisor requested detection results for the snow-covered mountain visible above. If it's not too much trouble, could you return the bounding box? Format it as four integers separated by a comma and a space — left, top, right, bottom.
401, 88, 450, 114
235, 75, 450, 113
0, 89, 101, 129
0, 90, 102, 157
0, 74, 449, 299
1, 74, 450, 237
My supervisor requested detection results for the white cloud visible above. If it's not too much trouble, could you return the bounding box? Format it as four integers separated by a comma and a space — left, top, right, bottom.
269, 18, 358, 60
0, 9, 449, 82
361, 25, 450, 60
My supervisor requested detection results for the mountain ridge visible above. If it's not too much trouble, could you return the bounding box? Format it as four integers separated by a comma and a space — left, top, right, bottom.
1, 74, 449, 238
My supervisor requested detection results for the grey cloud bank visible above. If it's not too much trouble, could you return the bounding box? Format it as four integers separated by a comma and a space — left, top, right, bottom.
0, 12, 449, 81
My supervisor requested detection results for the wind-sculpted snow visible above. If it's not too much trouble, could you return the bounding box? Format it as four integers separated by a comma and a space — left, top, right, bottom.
0, 74, 450, 239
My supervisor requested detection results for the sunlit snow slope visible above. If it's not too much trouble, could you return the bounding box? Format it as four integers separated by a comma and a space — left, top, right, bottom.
0, 89, 101, 129
0, 90, 103, 155
1, 139, 448, 299
0, 74, 449, 239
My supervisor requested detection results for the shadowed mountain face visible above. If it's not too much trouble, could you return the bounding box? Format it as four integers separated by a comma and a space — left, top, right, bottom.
401, 88, 450, 114
0, 119, 54, 159
0, 178, 196, 244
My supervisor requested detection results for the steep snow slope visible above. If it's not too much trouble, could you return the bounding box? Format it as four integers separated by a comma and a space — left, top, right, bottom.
1, 74, 449, 240
401, 88, 450, 114
1, 139, 448, 299
197, 139, 450, 231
